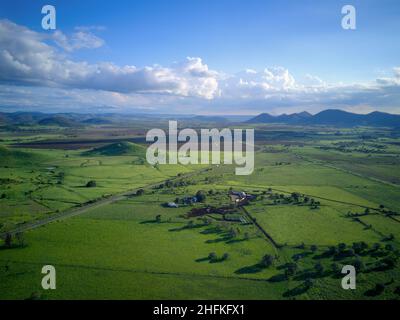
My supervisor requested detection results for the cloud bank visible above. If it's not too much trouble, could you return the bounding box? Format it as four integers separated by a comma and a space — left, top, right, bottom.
0, 19, 399, 114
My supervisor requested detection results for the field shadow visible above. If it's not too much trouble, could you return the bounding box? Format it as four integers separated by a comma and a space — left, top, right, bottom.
282, 284, 310, 298
268, 273, 287, 282
313, 251, 335, 260
169, 223, 205, 232
364, 287, 384, 297
195, 257, 209, 263
0, 244, 27, 251
140, 220, 159, 224
226, 238, 247, 244
200, 226, 224, 235
293, 270, 329, 281
205, 234, 231, 244
195, 256, 227, 264
235, 263, 264, 275
292, 252, 312, 261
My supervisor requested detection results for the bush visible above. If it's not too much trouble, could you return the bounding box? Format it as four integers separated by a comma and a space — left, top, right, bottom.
86, 180, 97, 188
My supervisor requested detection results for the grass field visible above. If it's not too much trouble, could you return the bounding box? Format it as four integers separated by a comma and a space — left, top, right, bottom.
1, 123, 400, 300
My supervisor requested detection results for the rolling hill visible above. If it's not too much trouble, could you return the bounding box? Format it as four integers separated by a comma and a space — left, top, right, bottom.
38, 116, 80, 127
82, 141, 146, 157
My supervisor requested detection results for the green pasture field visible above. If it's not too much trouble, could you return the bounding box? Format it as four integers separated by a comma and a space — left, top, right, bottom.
1, 124, 400, 300
0, 196, 283, 299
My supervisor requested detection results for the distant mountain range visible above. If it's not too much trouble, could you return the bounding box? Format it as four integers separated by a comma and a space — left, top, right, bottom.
0, 112, 124, 127
0, 111, 251, 126
246, 109, 400, 127
0, 109, 399, 128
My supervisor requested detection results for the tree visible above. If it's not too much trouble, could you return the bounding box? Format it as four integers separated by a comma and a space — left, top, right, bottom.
228, 228, 237, 239
352, 242, 362, 254
373, 243, 381, 251
260, 254, 274, 268
165, 180, 173, 188
155, 215, 161, 223
314, 262, 324, 275
4, 233, 12, 248
348, 249, 355, 257
285, 263, 298, 278
304, 278, 314, 289
381, 256, 397, 269
15, 232, 25, 247
208, 252, 217, 262
195, 190, 206, 202
327, 246, 338, 256
338, 243, 347, 253
331, 263, 341, 275
187, 220, 194, 228
386, 233, 395, 241
85, 180, 96, 188
222, 253, 229, 261
374, 283, 385, 295
360, 241, 369, 251
310, 245, 318, 253
136, 189, 144, 196
385, 244, 395, 252
291, 192, 300, 202
297, 242, 305, 250
354, 258, 365, 272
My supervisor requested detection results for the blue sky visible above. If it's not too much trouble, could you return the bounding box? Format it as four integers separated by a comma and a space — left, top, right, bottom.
0, 0, 400, 114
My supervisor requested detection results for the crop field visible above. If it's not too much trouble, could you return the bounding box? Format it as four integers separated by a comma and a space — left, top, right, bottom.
1, 123, 400, 300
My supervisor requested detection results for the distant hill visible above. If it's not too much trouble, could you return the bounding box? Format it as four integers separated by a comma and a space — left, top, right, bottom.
188, 115, 229, 123
0, 113, 10, 125
81, 118, 112, 125
38, 116, 79, 127
82, 142, 146, 157
0, 112, 45, 125
247, 111, 312, 124
247, 109, 400, 127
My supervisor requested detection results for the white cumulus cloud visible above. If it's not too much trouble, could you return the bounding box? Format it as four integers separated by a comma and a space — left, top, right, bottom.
0, 20, 219, 99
